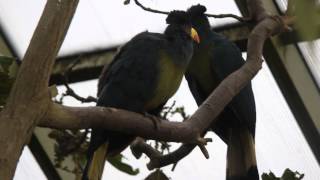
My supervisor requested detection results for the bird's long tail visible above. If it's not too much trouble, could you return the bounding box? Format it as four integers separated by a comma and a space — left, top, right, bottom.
226, 127, 259, 180
82, 142, 109, 180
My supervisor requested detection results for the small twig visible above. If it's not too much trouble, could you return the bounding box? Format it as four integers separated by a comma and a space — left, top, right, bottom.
161, 100, 176, 119
61, 57, 97, 103
195, 137, 212, 159
126, 0, 250, 22
129, 0, 169, 15
205, 13, 251, 22
63, 83, 97, 103
171, 162, 178, 171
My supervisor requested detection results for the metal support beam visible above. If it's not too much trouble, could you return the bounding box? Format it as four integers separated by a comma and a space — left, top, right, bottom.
49, 22, 320, 85
50, 24, 251, 85
50, 48, 117, 85
236, 0, 320, 164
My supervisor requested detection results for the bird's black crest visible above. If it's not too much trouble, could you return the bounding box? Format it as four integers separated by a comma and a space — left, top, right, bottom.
166, 10, 190, 25
187, 4, 207, 16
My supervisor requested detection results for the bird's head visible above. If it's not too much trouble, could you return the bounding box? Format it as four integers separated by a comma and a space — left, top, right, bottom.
187, 5, 210, 32
165, 10, 200, 43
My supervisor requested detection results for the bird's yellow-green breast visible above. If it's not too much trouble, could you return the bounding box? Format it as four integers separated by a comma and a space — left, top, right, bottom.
145, 52, 186, 110
187, 46, 220, 94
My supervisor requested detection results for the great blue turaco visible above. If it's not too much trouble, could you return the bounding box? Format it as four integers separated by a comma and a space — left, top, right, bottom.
186, 5, 258, 180
82, 11, 200, 180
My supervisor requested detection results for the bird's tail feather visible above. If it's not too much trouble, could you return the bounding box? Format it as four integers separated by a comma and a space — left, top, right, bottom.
82, 142, 109, 180
226, 128, 259, 180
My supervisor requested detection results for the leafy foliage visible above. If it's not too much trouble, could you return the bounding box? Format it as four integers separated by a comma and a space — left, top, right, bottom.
108, 154, 139, 175
48, 128, 140, 176
262, 168, 304, 180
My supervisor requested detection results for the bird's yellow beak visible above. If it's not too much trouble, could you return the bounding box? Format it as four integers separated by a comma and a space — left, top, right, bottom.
190, 27, 200, 43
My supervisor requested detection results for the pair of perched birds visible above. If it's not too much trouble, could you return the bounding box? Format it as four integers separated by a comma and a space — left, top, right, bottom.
83, 5, 258, 180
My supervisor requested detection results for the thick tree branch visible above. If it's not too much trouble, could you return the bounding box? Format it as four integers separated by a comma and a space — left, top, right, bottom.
0, 0, 79, 179
6, 1, 78, 107
40, 102, 200, 143
247, 0, 268, 21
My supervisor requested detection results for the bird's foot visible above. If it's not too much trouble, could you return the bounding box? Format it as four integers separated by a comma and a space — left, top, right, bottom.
144, 112, 161, 130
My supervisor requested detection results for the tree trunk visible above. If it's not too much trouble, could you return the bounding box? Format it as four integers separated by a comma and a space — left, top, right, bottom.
0, 0, 79, 179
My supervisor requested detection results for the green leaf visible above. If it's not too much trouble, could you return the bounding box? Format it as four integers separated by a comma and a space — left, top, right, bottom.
107, 154, 139, 175
262, 171, 280, 180
145, 169, 169, 180
261, 169, 304, 180
282, 168, 304, 180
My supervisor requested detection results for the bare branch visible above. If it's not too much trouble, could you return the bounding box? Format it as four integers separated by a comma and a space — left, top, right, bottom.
130, 137, 162, 161
130, 138, 197, 170
127, 0, 169, 15
128, 0, 250, 22
63, 83, 97, 103
205, 13, 250, 22
61, 57, 98, 103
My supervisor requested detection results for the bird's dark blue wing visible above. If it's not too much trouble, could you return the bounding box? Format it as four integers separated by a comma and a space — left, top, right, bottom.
209, 38, 256, 136
184, 73, 207, 106
90, 32, 168, 155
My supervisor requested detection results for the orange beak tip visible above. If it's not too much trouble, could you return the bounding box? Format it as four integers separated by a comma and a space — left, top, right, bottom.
191, 28, 200, 44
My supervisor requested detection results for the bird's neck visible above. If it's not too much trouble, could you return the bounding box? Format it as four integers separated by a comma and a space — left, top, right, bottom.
164, 26, 193, 67
164, 25, 190, 42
